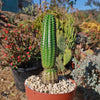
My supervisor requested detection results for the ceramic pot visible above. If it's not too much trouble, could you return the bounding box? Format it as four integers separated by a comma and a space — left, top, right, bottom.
25, 79, 77, 100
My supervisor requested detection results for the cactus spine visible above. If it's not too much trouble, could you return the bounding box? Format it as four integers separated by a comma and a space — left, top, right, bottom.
41, 14, 58, 84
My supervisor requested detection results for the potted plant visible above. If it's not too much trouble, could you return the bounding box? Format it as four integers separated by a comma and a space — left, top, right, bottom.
25, 14, 77, 100
0, 22, 43, 92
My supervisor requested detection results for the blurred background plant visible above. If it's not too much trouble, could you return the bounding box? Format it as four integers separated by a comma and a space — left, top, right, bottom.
79, 21, 100, 32
71, 54, 100, 99
84, 30, 100, 49
0, 23, 41, 69
22, 4, 36, 16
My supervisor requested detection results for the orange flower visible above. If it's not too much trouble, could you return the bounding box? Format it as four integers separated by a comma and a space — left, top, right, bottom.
17, 48, 20, 50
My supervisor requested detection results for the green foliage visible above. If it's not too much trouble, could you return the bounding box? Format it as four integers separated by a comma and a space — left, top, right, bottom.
50, 0, 77, 9
41, 14, 57, 84
22, 4, 36, 16
7, 16, 14, 24
33, 13, 46, 35
97, 14, 100, 23
18, 20, 34, 30
65, 14, 76, 49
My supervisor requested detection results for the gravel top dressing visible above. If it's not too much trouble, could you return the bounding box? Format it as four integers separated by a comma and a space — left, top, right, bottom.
25, 75, 76, 94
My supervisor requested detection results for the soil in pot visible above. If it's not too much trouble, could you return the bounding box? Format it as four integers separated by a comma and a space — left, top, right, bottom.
25, 75, 77, 100
11, 60, 43, 92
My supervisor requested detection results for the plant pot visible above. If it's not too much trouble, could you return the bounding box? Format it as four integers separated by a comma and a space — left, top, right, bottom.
25, 79, 77, 100
11, 61, 43, 92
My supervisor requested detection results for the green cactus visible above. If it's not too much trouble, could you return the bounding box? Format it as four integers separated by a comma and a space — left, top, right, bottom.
56, 35, 72, 74
63, 49, 72, 66
41, 14, 58, 84
57, 35, 66, 54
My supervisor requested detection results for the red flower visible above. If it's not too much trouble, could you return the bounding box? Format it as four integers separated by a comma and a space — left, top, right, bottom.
36, 30, 39, 33
18, 56, 20, 59
1, 35, 5, 38
7, 24, 11, 27
3, 29, 6, 32
13, 30, 16, 33
15, 34, 18, 36
23, 55, 25, 58
71, 62, 75, 69
1, 57, 3, 60
5, 30, 8, 34
26, 52, 29, 54
10, 62, 13, 66
18, 58, 21, 62
29, 46, 32, 50
27, 55, 31, 58
5, 45, 11, 48
12, 55, 14, 58
4, 53, 7, 57
4, 37, 8, 40
20, 24, 23, 26
97, 34, 99, 37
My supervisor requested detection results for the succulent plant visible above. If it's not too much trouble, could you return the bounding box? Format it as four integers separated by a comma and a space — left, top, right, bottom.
41, 14, 58, 84
56, 35, 72, 74
79, 21, 100, 32
71, 54, 100, 99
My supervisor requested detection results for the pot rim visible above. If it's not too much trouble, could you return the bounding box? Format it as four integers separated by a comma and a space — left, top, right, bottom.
25, 79, 77, 95
10, 64, 42, 72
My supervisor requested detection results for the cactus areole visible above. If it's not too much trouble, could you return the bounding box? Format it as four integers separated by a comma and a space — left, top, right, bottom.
41, 14, 58, 84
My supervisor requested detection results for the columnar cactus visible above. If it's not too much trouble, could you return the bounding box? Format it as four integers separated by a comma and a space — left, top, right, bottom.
41, 14, 58, 84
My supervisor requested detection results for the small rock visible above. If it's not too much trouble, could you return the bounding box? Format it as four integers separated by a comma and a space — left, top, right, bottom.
25, 75, 76, 94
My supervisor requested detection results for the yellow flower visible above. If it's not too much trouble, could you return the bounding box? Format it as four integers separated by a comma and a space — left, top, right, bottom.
42, 1, 45, 4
